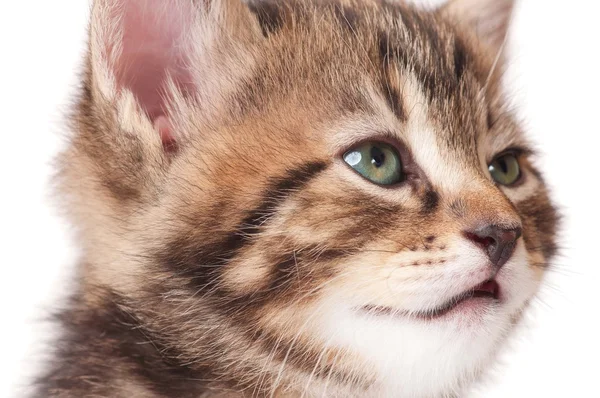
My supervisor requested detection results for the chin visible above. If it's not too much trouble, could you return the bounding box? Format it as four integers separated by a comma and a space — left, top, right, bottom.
313, 244, 539, 397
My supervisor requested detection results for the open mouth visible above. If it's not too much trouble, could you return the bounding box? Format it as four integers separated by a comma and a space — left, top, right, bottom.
362, 279, 500, 321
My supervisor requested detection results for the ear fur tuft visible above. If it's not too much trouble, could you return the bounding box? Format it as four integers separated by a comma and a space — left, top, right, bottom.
89, 0, 262, 149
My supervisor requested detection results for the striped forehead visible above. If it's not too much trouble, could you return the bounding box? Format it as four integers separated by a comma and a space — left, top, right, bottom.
374, 14, 493, 195
375, 21, 487, 158
245, 0, 498, 193
395, 74, 485, 195
335, 73, 487, 197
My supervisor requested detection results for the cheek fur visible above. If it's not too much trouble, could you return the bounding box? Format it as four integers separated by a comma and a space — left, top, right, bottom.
515, 190, 560, 262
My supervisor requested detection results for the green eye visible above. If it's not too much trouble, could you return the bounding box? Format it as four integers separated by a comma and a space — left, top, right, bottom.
343, 142, 404, 185
489, 153, 521, 186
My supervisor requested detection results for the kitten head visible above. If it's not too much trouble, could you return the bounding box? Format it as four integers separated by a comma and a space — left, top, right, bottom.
62, 0, 558, 396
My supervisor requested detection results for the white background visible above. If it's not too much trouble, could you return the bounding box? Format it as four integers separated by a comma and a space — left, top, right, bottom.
0, 1, 598, 397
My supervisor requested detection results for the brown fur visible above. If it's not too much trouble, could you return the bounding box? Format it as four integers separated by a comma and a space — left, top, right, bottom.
37, 0, 558, 397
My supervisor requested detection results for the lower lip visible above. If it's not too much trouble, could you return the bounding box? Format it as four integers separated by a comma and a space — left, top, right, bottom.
362, 294, 499, 322
434, 295, 498, 320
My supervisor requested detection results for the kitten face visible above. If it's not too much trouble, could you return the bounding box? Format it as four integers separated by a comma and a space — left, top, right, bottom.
58, 0, 558, 396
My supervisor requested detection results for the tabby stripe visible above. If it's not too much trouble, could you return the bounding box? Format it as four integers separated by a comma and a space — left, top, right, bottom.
515, 195, 559, 260
333, 4, 359, 32
453, 37, 468, 81
37, 290, 204, 397
421, 190, 440, 214
238, 161, 328, 237
160, 161, 328, 289
377, 31, 406, 121
247, 0, 286, 36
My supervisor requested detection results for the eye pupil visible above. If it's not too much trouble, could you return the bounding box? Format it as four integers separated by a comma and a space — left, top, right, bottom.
371, 146, 386, 168
498, 158, 509, 173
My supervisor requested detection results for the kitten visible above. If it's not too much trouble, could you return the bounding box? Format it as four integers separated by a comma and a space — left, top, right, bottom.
37, 0, 558, 396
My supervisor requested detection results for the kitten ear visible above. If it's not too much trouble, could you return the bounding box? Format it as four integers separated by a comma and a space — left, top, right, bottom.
89, 0, 261, 150
440, 0, 515, 55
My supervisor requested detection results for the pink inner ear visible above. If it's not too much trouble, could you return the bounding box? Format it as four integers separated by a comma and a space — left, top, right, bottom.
113, 0, 195, 147
153, 115, 176, 152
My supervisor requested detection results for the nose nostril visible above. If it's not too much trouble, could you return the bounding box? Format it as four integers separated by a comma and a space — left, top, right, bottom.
463, 224, 522, 268
464, 232, 496, 249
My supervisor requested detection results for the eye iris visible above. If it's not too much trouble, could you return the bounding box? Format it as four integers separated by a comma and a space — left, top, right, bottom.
343, 142, 404, 185
489, 153, 521, 186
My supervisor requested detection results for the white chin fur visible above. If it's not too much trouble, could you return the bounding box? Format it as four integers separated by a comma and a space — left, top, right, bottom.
312, 243, 537, 397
